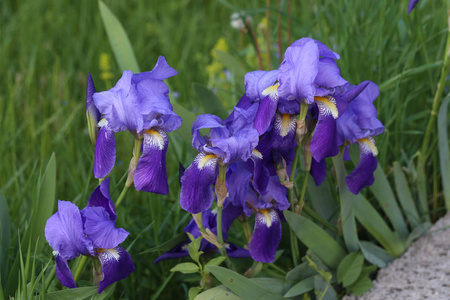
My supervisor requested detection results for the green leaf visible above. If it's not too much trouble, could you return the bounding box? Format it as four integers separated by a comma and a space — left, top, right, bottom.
30, 153, 57, 253
170, 262, 199, 274
405, 222, 431, 247
284, 211, 346, 269
98, 1, 140, 73
285, 261, 316, 281
438, 94, 450, 211
250, 278, 293, 295
284, 277, 315, 297
188, 235, 204, 264
172, 102, 196, 145
347, 276, 373, 296
205, 256, 227, 267
195, 285, 242, 300
332, 156, 358, 252
336, 251, 364, 287
214, 50, 247, 85
393, 162, 421, 229
189, 286, 202, 300
352, 194, 405, 257
314, 276, 337, 300
307, 179, 339, 225
140, 232, 186, 254
359, 241, 395, 268
193, 83, 228, 119
0, 190, 10, 286
207, 266, 285, 300
45, 287, 98, 300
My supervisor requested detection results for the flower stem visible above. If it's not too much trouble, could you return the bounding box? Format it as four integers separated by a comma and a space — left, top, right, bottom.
288, 146, 301, 266
115, 185, 129, 208
117, 138, 142, 208
73, 255, 88, 282
417, 8, 450, 221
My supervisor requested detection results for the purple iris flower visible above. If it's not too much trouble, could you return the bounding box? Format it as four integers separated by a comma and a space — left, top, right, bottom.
335, 81, 384, 194
227, 162, 289, 263
154, 204, 249, 263
408, 0, 420, 13
90, 56, 181, 194
179, 105, 259, 214
45, 179, 135, 293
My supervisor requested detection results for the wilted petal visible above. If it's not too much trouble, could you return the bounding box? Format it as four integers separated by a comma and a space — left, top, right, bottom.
45, 201, 93, 259
94, 125, 116, 179
55, 255, 76, 289
82, 206, 129, 249
86, 178, 116, 220
180, 152, 218, 214
97, 246, 135, 294
134, 128, 169, 194
310, 97, 339, 162
249, 209, 281, 263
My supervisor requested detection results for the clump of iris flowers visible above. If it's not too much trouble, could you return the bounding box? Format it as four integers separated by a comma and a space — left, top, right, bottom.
45, 179, 134, 293
86, 56, 181, 195
175, 37, 384, 264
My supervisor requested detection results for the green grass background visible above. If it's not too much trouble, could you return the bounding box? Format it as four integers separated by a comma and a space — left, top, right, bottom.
0, 0, 448, 298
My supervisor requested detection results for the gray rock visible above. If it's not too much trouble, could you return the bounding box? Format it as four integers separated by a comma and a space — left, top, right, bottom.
344, 213, 450, 300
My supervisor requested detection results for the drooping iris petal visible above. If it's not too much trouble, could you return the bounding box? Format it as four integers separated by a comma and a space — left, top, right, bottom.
310, 97, 339, 162
55, 255, 76, 289
346, 138, 378, 194
82, 206, 129, 249
45, 201, 93, 259
131, 56, 178, 83
180, 152, 218, 214
310, 158, 327, 186
254, 94, 278, 135
244, 70, 279, 101
249, 150, 270, 195
278, 38, 319, 104
249, 209, 281, 263
97, 246, 135, 294
86, 178, 116, 219
134, 128, 169, 194
94, 124, 116, 179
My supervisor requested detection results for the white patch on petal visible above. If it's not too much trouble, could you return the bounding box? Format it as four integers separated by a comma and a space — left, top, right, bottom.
98, 118, 108, 128
98, 248, 120, 261
358, 137, 378, 156
257, 209, 278, 228
195, 153, 218, 170
52, 251, 59, 256
274, 113, 296, 137
252, 149, 263, 160
315, 96, 338, 119
144, 129, 167, 150
262, 84, 279, 100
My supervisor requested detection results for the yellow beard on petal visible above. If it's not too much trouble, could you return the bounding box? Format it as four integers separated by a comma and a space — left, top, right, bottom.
252, 149, 263, 159
97, 248, 120, 261
274, 113, 295, 137
260, 209, 273, 227
262, 84, 279, 99
358, 137, 378, 156
198, 154, 218, 170
314, 96, 339, 119
145, 129, 166, 150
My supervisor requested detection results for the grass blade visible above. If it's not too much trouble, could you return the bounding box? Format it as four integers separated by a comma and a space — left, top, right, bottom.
98, 1, 140, 73
393, 162, 420, 229
193, 83, 228, 119
0, 190, 10, 287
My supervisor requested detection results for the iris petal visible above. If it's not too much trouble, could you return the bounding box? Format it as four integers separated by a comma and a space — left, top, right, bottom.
134, 129, 169, 194
55, 255, 76, 289
249, 209, 281, 263
97, 246, 135, 294
86, 178, 116, 220
310, 98, 339, 162
94, 125, 116, 179
346, 138, 378, 194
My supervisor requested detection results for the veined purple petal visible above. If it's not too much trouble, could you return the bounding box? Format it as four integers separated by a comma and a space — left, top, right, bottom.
346, 138, 378, 194
315, 58, 347, 88
228, 104, 258, 134
82, 206, 129, 249
310, 97, 339, 162
180, 152, 218, 214
310, 158, 327, 186
94, 125, 116, 179
97, 246, 135, 294
254, 95, 278, 135
134, 128, 169, 194
244, 70, 279, 100
86, 178, 116, 220
278, 39, 319, 103
226, 162, 252, 208
55, 255, 76, 289
249, 209, 281, 263
249, 150, 270, 195
45, 201, 93, 259
131, 56, 177, 84
136, 79, 173, 114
